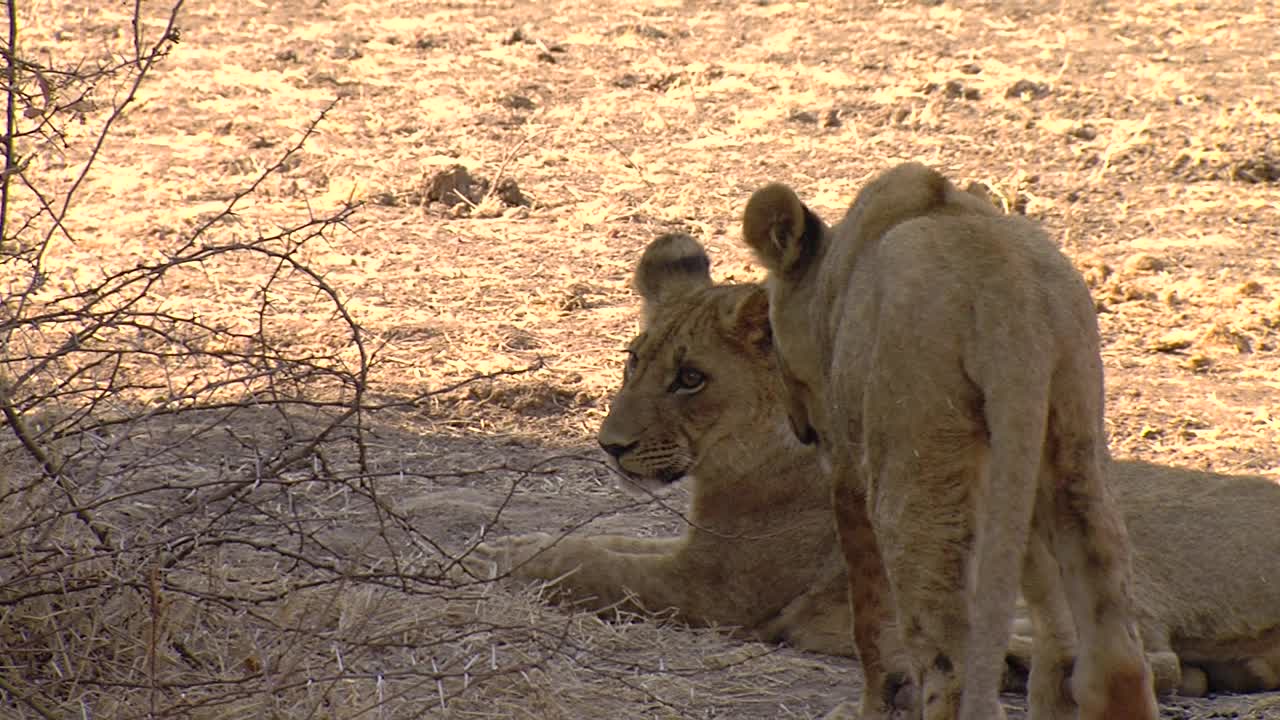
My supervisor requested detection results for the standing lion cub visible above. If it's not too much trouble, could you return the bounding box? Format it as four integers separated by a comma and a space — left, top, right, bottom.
741, 162, 1157, 720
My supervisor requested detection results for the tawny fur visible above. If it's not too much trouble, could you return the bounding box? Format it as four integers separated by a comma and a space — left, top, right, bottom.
742, 162, 1155, 720
476, 233, 1280, 704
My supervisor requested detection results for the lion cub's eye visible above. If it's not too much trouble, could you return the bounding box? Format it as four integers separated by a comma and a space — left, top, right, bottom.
671, 366, 706, 394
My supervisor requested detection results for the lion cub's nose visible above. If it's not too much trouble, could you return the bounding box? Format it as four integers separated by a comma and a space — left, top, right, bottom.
599, 439, 637, 459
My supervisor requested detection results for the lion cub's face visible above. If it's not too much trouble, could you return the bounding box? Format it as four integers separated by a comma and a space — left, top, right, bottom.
597, 234, 778, 493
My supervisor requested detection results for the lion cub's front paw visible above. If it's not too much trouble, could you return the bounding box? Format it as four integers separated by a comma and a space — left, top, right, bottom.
473, 532, 558, 577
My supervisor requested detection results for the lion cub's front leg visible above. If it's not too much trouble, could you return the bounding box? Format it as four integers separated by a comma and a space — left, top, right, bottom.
477, 532, 708, 618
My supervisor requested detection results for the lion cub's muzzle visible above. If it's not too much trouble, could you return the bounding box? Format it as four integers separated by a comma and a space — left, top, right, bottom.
598, 439, 687, 489
599, 439, 636, 460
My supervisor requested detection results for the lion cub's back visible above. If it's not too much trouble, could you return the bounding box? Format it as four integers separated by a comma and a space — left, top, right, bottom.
844, 211, 1092, 333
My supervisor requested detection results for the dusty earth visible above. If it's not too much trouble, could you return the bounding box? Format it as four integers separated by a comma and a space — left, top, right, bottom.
3, 0, 1279, 718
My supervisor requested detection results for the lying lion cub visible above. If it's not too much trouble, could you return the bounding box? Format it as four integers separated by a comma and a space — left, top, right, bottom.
478, 232, 1280, 701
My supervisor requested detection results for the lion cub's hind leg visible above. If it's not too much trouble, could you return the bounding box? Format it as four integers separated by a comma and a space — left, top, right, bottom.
1043, 368, 1158, 720
1020, 526, 1078, 720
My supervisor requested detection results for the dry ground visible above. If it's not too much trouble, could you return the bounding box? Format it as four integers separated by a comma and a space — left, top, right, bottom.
3, 0, 1279, 718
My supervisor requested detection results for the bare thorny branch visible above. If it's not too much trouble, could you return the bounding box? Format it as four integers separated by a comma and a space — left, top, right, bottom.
0, 4, 638, 718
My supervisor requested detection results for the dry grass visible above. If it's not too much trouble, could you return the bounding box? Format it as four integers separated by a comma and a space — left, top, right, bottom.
1, 0, 1277, 718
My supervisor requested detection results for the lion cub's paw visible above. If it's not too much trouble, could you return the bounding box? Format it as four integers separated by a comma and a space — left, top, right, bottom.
473, 532, 557, 576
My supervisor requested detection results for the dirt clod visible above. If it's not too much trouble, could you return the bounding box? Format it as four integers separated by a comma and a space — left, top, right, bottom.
944, 79, 980, 100
332, 45, 363, 60
613, 73, 642, 88
1232, 156, 1280, 184
1081, 262, 1114, 289
1152, 333, 1195, 353
609, 24, 669, 40
495, 177, 529, 207
505, 26, 531, 44
1070, 124, 1098, 141
1006, 79, 1051, 100
789, 109, 820, 124
1123, 253, 1167, 274
427, 165, 485, 207
1238, 280, 1265, 297
502, 94, 536, 110
426, 167, 530, 211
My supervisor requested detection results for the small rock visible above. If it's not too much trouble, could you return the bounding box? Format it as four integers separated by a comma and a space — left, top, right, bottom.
332, 45, 363, 60
494, 177, 529, 207
1081, 262, 1113, 288
505, 26, 530, 45
427, 165, 485, 207
1203, 324, 1253, 354
502, 94, 536, 110
1152, 333, 1193, 353
958, 62, 982, 75
1232, 156, 1280, 184
1069, 124, 1098, 141
1237, 280, 1264, 297
944, 79, 980, 100
1006, 79, 1051, 100
1183, 355, 1212, 372
610, 24, 669, 40
647, 73, 682, 92
788, 109, 820, 124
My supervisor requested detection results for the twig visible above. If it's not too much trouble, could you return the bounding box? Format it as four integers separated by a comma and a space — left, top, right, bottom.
0, 673, 59, 720
0, 0, 20, 256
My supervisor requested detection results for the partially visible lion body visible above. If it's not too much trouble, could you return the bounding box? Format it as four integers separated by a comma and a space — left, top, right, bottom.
480, 233, 1280, 699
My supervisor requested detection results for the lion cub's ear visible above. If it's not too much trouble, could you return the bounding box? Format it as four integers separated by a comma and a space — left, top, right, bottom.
742, 183, 825, 275
729, 285, 772, 358
634, 233, 712, 323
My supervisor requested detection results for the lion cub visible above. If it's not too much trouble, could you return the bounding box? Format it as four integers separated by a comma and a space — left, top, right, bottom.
741, 162, 1157, 720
